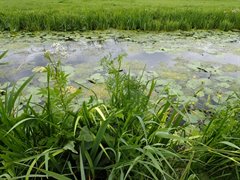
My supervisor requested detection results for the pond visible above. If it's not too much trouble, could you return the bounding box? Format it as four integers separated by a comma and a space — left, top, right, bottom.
0, 30, 239, 104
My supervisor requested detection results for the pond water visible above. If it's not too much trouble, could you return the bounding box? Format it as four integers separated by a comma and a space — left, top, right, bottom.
0, 30, 239, 104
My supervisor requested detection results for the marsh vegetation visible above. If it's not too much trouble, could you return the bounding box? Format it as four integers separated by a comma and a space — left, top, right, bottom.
0, 51, 240, 179
0, 0, 240, 179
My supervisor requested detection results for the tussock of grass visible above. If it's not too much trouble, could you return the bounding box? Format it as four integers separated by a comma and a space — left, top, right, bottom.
0, 52, 240, 179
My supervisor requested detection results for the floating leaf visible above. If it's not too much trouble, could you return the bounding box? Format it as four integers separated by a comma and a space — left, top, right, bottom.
187, 110, 205, 124
178, 96, 198, 104
217, 82, 230, 88
215, 76, 235, 82
88, 73, 105, 84
186, 62, 202, 71
212, 93, 228, 104
195, 91, 205, 97
38, 75, 47, 83
62, 66, 75, 75
204, 87, 214, 95
156, 79, 170, 86
186, 78, 211, 89
186, 79, 201, 89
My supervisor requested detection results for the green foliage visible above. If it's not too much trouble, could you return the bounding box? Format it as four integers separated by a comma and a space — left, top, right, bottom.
0, 54, 239, 179
101, 55, 155, 117
0, 0, 239, 31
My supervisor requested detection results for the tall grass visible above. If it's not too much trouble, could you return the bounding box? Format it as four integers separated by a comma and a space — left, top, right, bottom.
0, 8, 239, 31
0, 53, 239, 179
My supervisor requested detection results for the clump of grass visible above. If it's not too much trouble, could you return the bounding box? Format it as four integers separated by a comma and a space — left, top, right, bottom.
0, 54, 239, 179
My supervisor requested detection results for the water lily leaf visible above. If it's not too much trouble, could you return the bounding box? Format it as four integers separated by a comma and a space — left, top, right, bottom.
199, 78, 212, 85
31, 94, 42, 103
186, 62, 202, 71
212, 93, 228, 104
178, 96, 198, 104
146, 70, 159, 78
93, 66, 104, 72
88, 73, 105, 83
62, 66, 75, 75
16, 77, 30, 87
215, 76, 235, 82
204, 87, 214, 95
221, 64, 240, 72
195, 91, 205, 97
38, 75, 47, 83
186, 78, 211, 89
204, 66, 222, 74
0, 82, 9, 89
187, 110, 205, 124
186, 79, 201, 89
184, 125, 201, 137
168, 86, 183, 96
156, 79, 170, 86
224, 91, 235, 96
26, 86, 39, 94
217, 82, 230, 88
74, 79, 86, 85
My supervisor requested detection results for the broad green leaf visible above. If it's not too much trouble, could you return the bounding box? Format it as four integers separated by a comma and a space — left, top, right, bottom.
63, 141, 78, 154
77, 126, 94, 142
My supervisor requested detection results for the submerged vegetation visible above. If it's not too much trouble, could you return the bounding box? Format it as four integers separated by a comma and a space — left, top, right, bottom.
0, 0, 240, 31
0, 52, 239, 179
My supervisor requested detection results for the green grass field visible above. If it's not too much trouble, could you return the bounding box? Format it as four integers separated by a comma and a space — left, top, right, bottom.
1, 0, 239, 11
0, 0, 240, 31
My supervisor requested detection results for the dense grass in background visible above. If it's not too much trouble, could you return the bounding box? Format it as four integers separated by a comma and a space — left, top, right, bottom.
0, 52, 240, 179
0, 0, 239, 31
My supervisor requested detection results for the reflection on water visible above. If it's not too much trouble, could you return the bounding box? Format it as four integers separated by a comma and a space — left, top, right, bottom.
0, 30, 239, 83
181, 52, 240, 65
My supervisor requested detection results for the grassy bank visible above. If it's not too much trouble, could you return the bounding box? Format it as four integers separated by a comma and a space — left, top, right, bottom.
0, 51, 240, 179
0, 0, 240, 31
